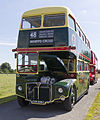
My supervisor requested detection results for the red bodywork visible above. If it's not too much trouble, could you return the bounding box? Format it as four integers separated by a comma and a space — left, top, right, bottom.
90, 51, 98, 84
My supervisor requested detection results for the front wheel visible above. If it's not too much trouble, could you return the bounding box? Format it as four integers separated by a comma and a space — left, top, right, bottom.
64, 87, 76, 112
85, 81, 89, 95
90, 78, 95, 85
17, 96, 29, 107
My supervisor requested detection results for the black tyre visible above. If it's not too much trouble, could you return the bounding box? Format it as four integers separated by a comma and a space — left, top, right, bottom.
85, 81, 89, 95
64, 87, 76, 112
85, 89, 88, 95
90, 79, 95, 85
17, 96, 29, 107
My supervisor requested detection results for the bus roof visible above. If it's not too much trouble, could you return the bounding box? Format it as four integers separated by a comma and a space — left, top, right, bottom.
22, 6, 75, 18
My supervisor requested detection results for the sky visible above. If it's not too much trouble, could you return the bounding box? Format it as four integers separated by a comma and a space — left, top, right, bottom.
0, 0, 100, 69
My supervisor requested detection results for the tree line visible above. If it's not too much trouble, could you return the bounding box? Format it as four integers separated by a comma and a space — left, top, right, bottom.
98, 70, 100, 74
0, 62, 100, 74
0, 62, 15, 73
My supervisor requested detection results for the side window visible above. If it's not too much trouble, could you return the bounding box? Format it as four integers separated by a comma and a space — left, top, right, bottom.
69, 59, 74, 71
82, 35, 84, 41
88, 42, 90, 48
68, 15, 75, 30
87, 40, 90, 48
80, 31, 84, 40
78, 61, 84, 71
87, 64, 89, 71
84, 63, 87, 71
91, 67, 94, 72
79, 31, 81, 37
78, 61, 81, 71
76, 24, 78, 35
84, 63, 88, 71
81, 61, 84, 71
85, 38, 88, 47
76, 24, 80, 37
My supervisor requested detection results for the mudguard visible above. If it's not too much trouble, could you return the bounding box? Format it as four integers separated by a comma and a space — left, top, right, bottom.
54, 79, 77, 98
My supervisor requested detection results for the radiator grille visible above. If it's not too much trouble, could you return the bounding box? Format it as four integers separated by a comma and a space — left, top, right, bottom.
27, 83, 51, 102
39, 87, 50, 101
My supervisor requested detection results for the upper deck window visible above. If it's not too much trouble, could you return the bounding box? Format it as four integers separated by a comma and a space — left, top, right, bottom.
22, 16, 41, 29
43, 13, 65, 27
68, 15, 75, 30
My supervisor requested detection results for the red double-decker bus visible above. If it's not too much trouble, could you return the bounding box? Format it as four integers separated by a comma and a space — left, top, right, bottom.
90, 50, 98, 85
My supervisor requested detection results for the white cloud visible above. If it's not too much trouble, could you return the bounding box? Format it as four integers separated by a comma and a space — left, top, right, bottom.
0, 36, 17, 46
0, 42, 16, 46
81, 10, 87, 14
80, 21, 100, 25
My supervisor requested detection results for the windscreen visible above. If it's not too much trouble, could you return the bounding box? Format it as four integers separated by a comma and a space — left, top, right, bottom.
43, 13, 65, 27
17, 52, 38, 73
22, 16, 41, 29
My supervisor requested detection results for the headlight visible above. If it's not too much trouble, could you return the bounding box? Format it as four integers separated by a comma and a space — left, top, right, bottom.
18, 86, 22, 91
58, 88, 63, 93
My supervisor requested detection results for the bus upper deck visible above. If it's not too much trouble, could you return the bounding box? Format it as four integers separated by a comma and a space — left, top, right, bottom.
17, 7, 90, 50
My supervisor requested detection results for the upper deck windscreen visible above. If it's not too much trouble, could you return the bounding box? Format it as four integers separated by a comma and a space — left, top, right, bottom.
21, 13, 65, 29
43, 13, 65, 27
22, 16, 41, 29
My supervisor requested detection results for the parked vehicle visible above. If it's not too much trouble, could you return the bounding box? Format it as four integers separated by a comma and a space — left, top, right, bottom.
12, 6, 94, 111
90, 51, 98, 85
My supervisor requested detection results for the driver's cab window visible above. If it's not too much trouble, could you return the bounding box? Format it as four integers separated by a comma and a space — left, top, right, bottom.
17, 52, 38, 73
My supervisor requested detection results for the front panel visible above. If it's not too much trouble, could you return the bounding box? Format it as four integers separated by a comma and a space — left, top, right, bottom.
17, 27, 68, 48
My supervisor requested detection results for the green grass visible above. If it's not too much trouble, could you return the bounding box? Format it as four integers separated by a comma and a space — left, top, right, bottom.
0, 95, 17, 104
0, 74, 16, 104
85, 90, 100, 120
98, 74, 100, 79
85, 74, 100, 120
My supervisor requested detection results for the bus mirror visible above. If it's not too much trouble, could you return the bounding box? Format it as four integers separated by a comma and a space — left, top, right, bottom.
15, 53, 17, 59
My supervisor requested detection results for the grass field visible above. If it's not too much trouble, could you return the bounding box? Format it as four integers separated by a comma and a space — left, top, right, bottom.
98, 74, 100, 79
0, 74, 16, 99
